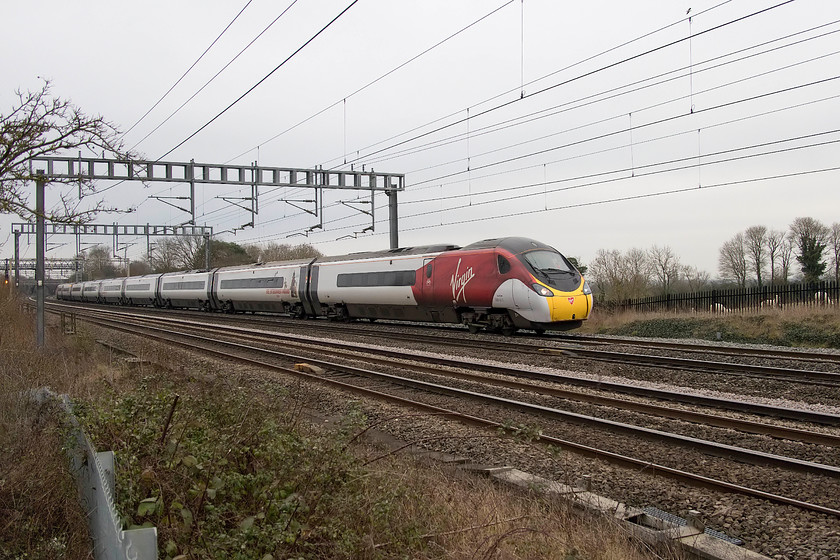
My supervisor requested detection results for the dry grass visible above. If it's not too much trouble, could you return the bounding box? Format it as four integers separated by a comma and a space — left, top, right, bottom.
580, 305, 840, 348
0, 290, 97, 560
358, 455, 678, 560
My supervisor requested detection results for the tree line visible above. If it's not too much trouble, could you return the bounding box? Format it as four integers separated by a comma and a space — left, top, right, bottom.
586, 216, 840, 301
719, 217, 840, 288
72, 238, 323, 281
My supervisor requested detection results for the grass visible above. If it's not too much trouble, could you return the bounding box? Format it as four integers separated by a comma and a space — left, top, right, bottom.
0, 291, 94, 560
581, 305, 840, 348
1, 288, 686, 559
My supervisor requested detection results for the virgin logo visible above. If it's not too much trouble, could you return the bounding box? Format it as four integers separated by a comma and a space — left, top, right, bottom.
450, 258, 475, 304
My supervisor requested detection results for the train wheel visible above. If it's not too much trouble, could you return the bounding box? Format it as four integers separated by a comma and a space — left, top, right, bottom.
501, 326, 517, 337
533, 328, 546, 336
467, 324, 481, 334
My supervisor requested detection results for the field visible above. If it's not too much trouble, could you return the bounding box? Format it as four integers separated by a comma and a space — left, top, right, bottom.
581, 306, 840, 349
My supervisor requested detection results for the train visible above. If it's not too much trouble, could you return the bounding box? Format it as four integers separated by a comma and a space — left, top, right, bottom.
55, 237, 593, 334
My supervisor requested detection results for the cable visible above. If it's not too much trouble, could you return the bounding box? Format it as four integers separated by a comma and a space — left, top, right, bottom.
405, 54, 840, 188
246, 164, 840, 244
122, 0, 254, 139
361, 24, 840, 171
225, 0, 517, 164
318, 0, 737, 171
338, 1, 795, 168
132, 0, 301, 153
228, 113, 840, 242
402, 134, 840, 217
411, 92, 840, 196
157, 0, 359, 161
399, 166, 840, 234
397, 75, 837, 195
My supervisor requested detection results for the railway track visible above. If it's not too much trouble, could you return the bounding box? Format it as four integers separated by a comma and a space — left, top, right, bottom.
49, 301, 840, 426
48, 302, 840, 521
52, 301, 840, 387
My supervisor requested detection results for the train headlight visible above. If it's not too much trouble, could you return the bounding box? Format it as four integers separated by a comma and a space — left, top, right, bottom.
531, 283, 554, 297
582, 280, 592, 295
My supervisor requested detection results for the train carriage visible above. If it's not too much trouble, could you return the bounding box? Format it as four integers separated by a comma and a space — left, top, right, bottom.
212, 260, 310, 314
69, 283, 83, 301
81, 280, 103, 303
56, 283, 72, 300
309, 245, 457, 322
99, 278, 127, 304
123, 274, 163, 306
158, 270, 212, 310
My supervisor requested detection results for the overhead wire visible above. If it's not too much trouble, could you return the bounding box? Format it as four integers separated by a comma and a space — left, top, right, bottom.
156, 0, 360, 161
358, 23, 840, 172
224, 0, 517, 165
335, 1, 796, 168
206, 0, 750, 237
410, 92, 840, 196
139, 2, 834, 249
122, 0, 254, 140
133, 0, 302, 153
220, 68, 840, 236
132, 0, 742, 236
406, 59, 840, 189
316, 0, 738, 171
235, 129, 840, 242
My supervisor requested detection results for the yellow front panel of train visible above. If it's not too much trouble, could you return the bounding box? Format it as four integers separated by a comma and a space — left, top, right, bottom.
549, 290, 592, 322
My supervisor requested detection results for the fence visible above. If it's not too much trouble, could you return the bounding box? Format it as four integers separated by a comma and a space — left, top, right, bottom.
600, 281, 839, 315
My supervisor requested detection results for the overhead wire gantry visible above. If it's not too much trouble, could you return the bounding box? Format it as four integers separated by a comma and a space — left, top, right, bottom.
23, 155, 405, 348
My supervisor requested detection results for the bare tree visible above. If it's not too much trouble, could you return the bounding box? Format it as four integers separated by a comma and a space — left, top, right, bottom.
128, 260, 152, 277
81, 245, 119, 280
743, 225, 767, 287
779, 238, 794, 283
589, 248, 652, 300
149, 236, 205, 272
587, 249, 624, 299
623, 248, 652, 299
828, 222, 840, 283
648, 245, 680, 295
245, 242, 323, 262
1, 80, 135, 222
718, 233, 747, 288
680, 265, 711, 292
765, 229, 785, 285
789, 217, 828, 283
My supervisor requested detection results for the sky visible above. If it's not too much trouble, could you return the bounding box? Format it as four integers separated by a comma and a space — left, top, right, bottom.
2, 0, 839, 276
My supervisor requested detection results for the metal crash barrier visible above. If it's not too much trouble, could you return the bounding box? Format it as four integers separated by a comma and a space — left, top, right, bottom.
31, 388, 157, 560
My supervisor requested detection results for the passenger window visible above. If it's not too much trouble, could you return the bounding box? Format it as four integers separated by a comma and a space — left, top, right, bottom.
497, 255, 511, 274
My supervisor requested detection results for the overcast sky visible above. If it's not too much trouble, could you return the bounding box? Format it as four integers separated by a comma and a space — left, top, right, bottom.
2, 0, 838, 275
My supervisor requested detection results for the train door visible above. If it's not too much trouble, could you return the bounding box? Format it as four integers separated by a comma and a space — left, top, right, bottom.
422, 258, 440, 321
298, 259, 319, 317
422, 258, 434, 297
207, 268, 221, 310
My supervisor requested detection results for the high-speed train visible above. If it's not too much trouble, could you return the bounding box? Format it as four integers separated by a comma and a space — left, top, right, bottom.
56, 237, 593, 334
